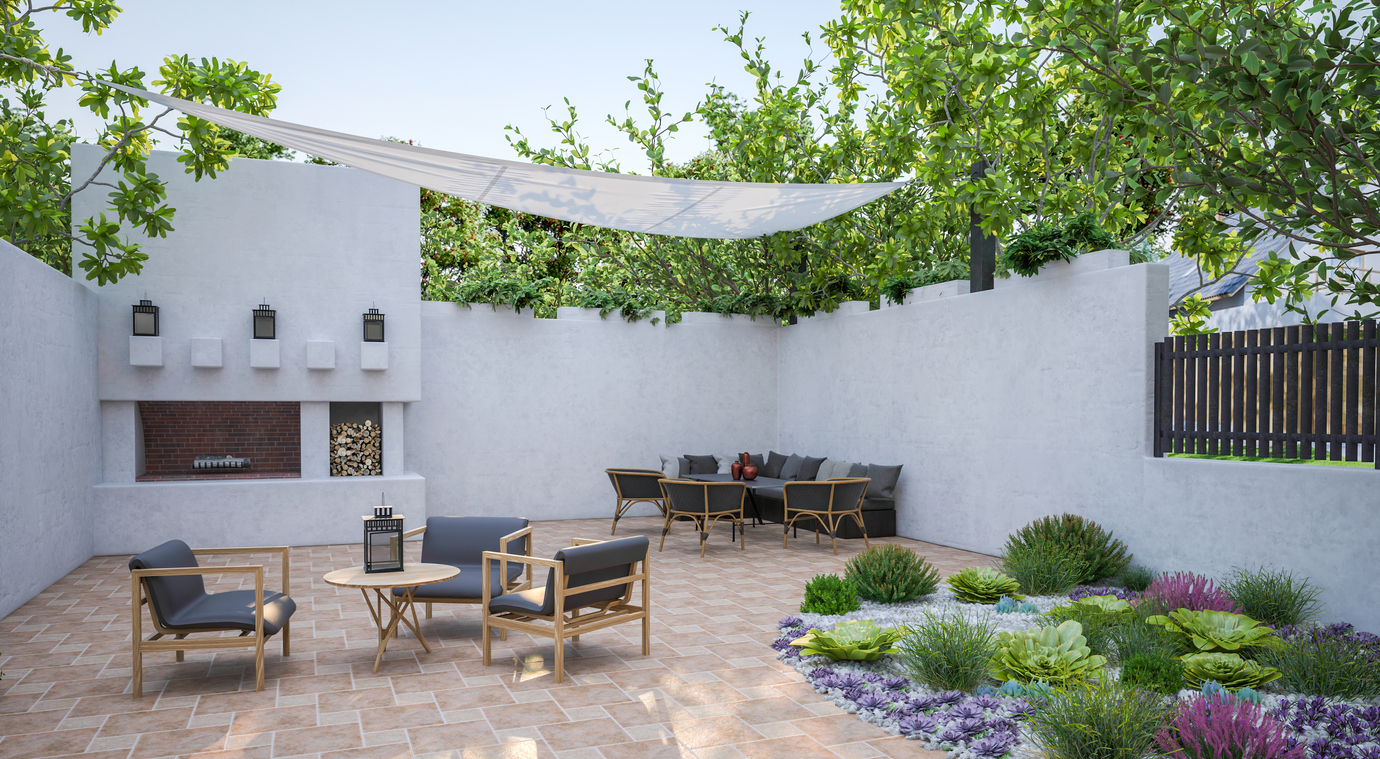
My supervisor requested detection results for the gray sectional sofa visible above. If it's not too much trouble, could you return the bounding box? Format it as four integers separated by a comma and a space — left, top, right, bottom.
657, 451, 901, 538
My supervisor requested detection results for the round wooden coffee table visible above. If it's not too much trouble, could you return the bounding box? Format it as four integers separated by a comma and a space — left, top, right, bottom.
323, 563, 459, 672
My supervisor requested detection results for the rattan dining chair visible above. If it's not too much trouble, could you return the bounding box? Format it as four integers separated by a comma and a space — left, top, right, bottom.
657, 479, 748, 556
605, 468, 669, 535
782, 478, 872, 555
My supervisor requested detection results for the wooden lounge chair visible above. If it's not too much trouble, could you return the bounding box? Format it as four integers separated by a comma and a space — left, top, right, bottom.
397, 517, 532, 638
128, 540, 294, 697
481, 536, 650, 684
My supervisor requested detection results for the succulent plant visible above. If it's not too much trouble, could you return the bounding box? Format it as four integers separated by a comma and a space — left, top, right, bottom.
789, 619, 903, 661
1181, 652, 1283, 689
995, 596, 1019, 614
844, 544, 941, 603
948, 567, 1024, 604
1233, 687, 1264, 705
1019, 601, 1040, 614
989, 619, 1108, 684
1147, 609, 1279, 654
998, 679, 1027, 697
1072, 594, 1134, 615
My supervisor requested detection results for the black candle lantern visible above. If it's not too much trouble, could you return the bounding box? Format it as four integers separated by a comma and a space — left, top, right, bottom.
363, 307, 385, 342
132, 299, 159, 336
363, 508, 404, 573
253, 303, 276, 340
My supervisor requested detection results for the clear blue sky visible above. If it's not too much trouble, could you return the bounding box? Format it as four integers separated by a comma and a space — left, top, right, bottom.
39, 1, 844, 173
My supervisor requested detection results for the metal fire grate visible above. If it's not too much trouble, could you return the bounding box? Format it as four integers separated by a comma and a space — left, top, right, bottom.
193, 455, 252, 471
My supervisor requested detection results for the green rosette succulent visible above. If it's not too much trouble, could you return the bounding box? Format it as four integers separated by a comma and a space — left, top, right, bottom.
1146, 609, 1279, 654
790, 620, 904, 661
948, 567, 1024, 605
1073, 595, 1133, 615
989, 619, 1108, 684
1181, 652, 1283, 689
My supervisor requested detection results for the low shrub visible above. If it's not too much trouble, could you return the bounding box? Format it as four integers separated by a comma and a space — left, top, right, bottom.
989, 620, 1107, 685
1120, 565, 1157, 592
1142, 571, 1241, 614
1107, 616, 1181, 664
998, 534, 1087, 596
1006, 514, 1130, 583
1222, 565, 1325, 628
1155, 694, 1305, 759
1257, 624, 1380, 698
800, 574, 861, 615
895, 608, 997, 692
844, 544, 940, 603
1120, 651, 1184, 695
1026, 679, 1171, 759
947, 566, 1023, 604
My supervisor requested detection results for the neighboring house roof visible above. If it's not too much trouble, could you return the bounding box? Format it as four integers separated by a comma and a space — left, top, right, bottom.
1164, 231, 1303, 304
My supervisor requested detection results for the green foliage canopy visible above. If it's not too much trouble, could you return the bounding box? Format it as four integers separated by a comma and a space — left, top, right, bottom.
1, 1, 282, 284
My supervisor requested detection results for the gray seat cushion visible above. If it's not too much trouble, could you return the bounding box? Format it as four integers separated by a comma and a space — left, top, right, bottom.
161, 590, 296, 635
762, 451, 788, 479
419, 516, 529, 566
866, 464, 903, 499
862, 496, 895, 511
489, 536, 649, 616
128, 539, 295, 635
780, 454, 805, 480
798, 456, 826, 481
398, 563, 525, 599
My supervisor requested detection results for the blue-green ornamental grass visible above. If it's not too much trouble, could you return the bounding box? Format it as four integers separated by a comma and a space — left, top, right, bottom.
1025, 679, 1173, 759
895, 607, 998, 692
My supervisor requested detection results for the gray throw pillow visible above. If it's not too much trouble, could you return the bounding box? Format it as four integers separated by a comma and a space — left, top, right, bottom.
816, 459, 839, 480
866, 463, 903, 498
750, 453, 764, 470
677, 457, 692, 477
798, 456, 826, 481
763, 451, 788, 478
683, 454, 717, 475
780, 454, 805, 480
847, 462, 868, 478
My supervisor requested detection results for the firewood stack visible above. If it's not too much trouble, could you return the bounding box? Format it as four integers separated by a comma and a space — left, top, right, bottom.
330, 419, 381, 476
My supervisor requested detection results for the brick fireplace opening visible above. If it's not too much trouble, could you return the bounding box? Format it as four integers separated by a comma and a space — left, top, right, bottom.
137, 401, 301, 481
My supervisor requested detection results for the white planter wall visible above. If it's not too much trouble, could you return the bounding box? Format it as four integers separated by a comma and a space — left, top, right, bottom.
0, 241, 101, 620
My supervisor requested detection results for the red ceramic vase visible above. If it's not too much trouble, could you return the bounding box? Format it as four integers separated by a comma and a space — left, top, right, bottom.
731, 462, 743, 480
742, 465, 758, 481
740, 452, 751, 467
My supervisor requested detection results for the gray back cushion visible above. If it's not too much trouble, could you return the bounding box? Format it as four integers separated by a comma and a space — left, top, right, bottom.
532, 536, 649, 614
815, 459, 838, 480
421, 516, 529, 566
129, 539, 206, 624
847, 462, 869, 477
749, 453, 764, 470
762, 451, 788, 478
780, 454, 805, 480
683, 454, 718, 475
866, 464, 903, 499
798, 456, 826, 481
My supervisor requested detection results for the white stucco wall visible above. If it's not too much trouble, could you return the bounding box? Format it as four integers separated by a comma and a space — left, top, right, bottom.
69, 144, 422, 403
0, 241, 101, 619
406, 305, 779, 521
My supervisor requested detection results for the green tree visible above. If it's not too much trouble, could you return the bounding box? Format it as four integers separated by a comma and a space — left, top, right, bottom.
1, 1, 282, 283
1022, 0, 1380, 321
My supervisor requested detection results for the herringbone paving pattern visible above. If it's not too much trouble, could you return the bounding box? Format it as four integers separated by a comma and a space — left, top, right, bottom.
0, 516, 995, 759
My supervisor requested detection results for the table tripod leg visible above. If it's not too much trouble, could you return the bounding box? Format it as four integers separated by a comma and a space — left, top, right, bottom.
397, 588, 431, 653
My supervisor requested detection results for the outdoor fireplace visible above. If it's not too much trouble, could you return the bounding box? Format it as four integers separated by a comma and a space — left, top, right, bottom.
136, 401, 300, 481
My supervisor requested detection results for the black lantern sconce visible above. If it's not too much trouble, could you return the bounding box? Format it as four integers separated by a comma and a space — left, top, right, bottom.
363, 307, 385, 342
363, 493, 403, 573
253, 302, 276, 340
132, 299, 159, 336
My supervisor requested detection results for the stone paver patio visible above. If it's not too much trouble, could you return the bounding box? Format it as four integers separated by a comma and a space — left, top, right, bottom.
0, 516, 994, 759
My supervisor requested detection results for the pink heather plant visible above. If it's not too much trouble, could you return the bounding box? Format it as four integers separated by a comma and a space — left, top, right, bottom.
1155, 695, 1305, 759
1143, 572, 1242, 613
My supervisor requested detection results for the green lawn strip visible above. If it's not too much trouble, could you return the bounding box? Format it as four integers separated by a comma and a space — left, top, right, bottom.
1168, 453, 1372, 468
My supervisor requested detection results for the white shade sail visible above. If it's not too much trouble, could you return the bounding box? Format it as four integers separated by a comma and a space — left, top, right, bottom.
105, 83, 906, 239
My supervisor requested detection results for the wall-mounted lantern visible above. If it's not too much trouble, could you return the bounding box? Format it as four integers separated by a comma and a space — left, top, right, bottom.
132, 299, 159, 336
253, 303, 276, 340
363, 307, 385, 342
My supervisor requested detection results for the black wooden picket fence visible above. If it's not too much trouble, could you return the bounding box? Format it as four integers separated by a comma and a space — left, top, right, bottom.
1153, 321, 1380, 467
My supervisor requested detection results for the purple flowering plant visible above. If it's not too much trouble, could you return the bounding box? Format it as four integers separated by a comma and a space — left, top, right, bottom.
1157, 694, 1306, 759
1142, 572, 1242, 613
